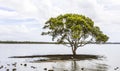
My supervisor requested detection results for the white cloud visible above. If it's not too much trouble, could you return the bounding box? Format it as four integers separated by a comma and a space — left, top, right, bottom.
0, 9, 17, 18
0, 0, 120, 41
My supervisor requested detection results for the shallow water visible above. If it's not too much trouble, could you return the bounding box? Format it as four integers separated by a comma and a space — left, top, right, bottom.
0, 44, 120, 71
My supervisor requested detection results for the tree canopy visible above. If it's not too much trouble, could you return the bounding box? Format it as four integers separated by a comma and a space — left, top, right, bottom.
42, 13, 109, 55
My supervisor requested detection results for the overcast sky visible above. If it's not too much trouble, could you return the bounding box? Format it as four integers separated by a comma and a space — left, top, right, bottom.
0, 0, 120, 42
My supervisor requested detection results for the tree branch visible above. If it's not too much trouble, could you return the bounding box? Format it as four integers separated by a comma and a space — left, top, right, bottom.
77, 37, 93, 47
66, 37, 73, 47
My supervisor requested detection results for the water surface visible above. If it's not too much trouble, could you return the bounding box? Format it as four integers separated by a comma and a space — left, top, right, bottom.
0, 44, 120, 71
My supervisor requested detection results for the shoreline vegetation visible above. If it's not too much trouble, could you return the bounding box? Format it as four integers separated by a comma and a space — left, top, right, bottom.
0, 41, 120, 44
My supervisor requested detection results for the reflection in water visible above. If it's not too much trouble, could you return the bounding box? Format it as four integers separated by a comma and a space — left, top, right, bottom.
71, 60, 79, 71
0, 60, 108, 71
51, 60, 108, 71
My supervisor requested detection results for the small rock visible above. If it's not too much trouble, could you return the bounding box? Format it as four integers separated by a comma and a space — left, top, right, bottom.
6, 69, 9, 71
31, 66, 36, 69
7, 64, 10, 66
44, 68, 47, 70
114, 67, 119, 70
12, 62, 17, 67
12, 68, 16, 71
0, 65, 3, 69
24, 64, 27, 67
81, 68, 84, 70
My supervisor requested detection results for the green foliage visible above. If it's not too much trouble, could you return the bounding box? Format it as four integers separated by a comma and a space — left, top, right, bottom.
42, 13, 109, 55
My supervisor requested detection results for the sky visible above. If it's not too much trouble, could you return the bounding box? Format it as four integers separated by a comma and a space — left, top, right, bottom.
0, 0, 120, 42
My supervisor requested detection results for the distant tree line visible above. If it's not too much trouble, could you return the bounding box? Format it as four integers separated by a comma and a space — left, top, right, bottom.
0, 41, 56, 44
0, 41, 120, 44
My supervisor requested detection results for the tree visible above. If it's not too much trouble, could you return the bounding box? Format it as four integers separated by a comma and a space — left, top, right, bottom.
41, 13, 109, 56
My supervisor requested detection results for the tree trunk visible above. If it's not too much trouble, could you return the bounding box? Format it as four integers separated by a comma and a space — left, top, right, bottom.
73, 49, 76, 56
72, 46, 77, 56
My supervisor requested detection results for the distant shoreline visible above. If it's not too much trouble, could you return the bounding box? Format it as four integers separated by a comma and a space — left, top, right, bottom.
0, 41, 56, 44
0, 41, 120, 44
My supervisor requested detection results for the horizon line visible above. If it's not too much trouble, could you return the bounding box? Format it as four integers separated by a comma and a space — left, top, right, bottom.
0, 40, 120, 44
